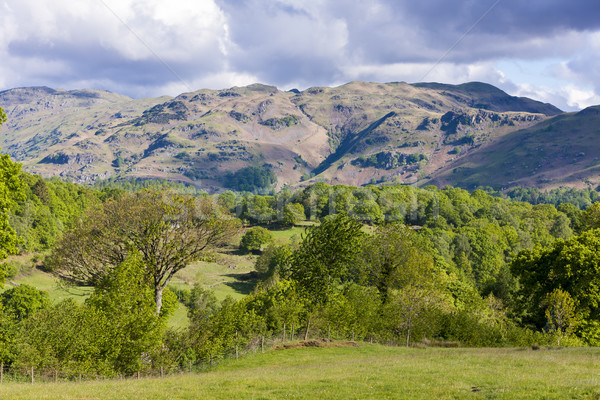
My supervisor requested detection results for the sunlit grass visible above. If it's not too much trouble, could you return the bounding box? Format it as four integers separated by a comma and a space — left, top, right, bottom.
2, 345, 599, 399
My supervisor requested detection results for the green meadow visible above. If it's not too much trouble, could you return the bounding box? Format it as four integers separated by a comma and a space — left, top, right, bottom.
1, 344, 599, 399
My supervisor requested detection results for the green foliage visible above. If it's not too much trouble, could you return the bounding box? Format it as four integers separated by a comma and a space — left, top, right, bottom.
580, 201, 600, 231
13, 254, 168, 375
352, 152, 427, 170
0, 147, 24, 262
504, 187, 600, 210
511, 229, 600, 339
9, 174, 101, 252
183, 284, 219, 323
93, 177, 207, 197
239, 195, 276, 223
0, 284, 49, 321
254, 244, 293, 286
282, 202, 305, 226
290, 213, 365, 305
225, 165, 276, 193
86, 252, 166, 374
260, 115, 299, 129
543, 288, 577, 344
112, 155, 125, 168
359, 223, 440, 298
49, 189, 241, 314
240, 227, 274, 253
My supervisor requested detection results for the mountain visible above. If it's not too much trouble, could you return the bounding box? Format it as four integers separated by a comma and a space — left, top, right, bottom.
0, 81, 583, 192
429, 106, 600, 190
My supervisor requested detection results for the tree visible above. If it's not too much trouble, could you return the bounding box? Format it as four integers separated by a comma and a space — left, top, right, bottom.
50, 190, 240, 314
543, 288, 577, 345
0, 284, 49, 321
359, 223, 442, 299
384, 285, 448, 346
0, 107, 24, 270
290, 213, 365, 305
86, 252, 168, 374
282, 203, 305, 226
184, 284, 219, 323
240, 226, 274, 253
254, 244, 293, 286
580, 202, 600, 231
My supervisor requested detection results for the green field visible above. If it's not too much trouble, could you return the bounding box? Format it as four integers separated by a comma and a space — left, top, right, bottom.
1, 344, 599, 399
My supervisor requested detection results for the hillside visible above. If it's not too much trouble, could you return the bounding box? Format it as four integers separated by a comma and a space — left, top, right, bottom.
0, 81, 572, 191
430, 106, 600, 190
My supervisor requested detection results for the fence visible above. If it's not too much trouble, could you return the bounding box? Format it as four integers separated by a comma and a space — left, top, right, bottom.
0, 326, 407, 385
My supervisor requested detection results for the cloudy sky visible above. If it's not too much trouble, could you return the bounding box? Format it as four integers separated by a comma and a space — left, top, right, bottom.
1, 0, 599, 111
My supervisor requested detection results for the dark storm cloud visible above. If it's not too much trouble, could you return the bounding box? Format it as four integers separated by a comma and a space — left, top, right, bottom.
217, 0, 600, 74
7, 38, 223, 88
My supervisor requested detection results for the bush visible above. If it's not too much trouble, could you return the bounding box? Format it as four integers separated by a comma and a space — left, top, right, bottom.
240, 227, 274, 253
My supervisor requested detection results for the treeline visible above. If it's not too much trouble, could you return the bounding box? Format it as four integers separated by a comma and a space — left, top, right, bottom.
224, 183, 583, 292
495, 186, 600, 210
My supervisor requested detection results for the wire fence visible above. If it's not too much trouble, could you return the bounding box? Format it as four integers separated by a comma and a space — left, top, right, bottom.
0, 332, 356, 385
0, 323, 416, 386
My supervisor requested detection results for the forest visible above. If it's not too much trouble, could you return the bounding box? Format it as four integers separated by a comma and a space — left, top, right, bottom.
2, 118, 600, 377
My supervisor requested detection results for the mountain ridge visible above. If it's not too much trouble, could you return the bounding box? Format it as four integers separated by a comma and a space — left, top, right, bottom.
1, 81, 598, 192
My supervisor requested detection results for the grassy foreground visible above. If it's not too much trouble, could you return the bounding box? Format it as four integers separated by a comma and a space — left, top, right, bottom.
1, 344, 599, 399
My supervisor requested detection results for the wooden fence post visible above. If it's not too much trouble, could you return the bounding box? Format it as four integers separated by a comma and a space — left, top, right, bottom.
31, 366, 34, 384
261, 336, 264, 353
1, 361, 3, 385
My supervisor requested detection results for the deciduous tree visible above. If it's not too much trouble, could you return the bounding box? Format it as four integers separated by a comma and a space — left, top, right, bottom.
50, 190, 240, 314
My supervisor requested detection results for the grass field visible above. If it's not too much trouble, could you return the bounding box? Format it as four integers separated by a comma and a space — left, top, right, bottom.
1, 344, 599, 399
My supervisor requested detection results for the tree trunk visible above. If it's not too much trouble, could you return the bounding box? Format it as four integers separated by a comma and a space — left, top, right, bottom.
405, 317, 412, 347
304, 318, 311, 341
155, 285, 164, 315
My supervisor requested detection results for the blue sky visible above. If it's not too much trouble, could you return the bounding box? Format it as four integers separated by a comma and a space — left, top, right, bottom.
1, 0, 599, 111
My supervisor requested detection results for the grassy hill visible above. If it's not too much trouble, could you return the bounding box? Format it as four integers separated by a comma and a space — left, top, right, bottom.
1, 345, 599, 399
0, 81, 569, 191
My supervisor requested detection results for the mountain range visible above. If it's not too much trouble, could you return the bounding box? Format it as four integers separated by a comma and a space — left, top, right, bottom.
1, 81, 599, 192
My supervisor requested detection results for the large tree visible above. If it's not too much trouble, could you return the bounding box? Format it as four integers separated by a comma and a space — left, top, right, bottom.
0, 107, 24, 270
50, 190, 240, 313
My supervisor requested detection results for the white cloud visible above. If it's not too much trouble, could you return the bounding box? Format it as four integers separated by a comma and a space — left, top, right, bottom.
0, 0, 599, 110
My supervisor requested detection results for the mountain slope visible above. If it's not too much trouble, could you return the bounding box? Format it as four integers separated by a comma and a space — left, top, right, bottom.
0, 81, 572, 191
429, 106, 600, 190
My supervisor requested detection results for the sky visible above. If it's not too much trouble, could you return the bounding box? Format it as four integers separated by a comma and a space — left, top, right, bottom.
1, 0, 599, 111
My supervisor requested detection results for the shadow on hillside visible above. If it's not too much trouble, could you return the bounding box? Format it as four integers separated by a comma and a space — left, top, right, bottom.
223, 271, 259, 295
